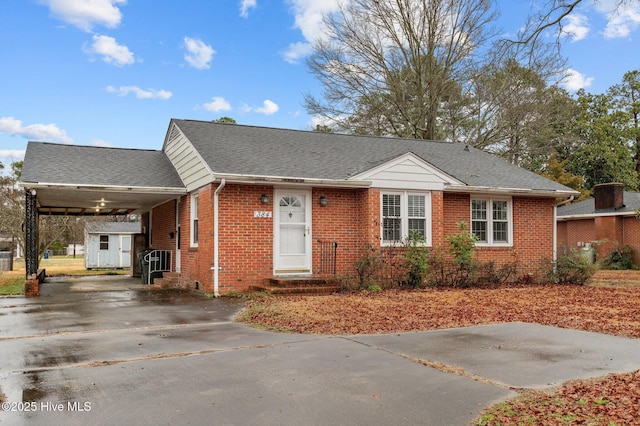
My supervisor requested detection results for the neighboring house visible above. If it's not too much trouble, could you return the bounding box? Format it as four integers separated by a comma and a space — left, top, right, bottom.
85, 222, 141, 269
20, 119, 577, 295
557, 183, 640, 263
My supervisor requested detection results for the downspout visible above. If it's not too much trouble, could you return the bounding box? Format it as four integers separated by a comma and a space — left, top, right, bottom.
554, 195, 575, 262
213, 178, 226, 297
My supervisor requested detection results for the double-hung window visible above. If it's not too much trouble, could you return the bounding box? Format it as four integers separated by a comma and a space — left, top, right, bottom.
190, 193, 199, 247
381, 192, 430, 245
471, 197, 512, 245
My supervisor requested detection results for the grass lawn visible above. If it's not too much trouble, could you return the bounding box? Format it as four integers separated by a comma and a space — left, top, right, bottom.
0, 256, 129, 295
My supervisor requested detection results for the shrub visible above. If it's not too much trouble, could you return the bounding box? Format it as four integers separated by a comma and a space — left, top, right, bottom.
602, 245, 636, 270
354, 246, 381, 289
548, 250, 597, 285
403, 231, 429, 288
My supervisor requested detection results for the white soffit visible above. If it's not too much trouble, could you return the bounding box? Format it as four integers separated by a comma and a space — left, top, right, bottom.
349, 152, 464, 190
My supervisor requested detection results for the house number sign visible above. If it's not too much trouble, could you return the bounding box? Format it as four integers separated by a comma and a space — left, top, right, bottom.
254, 211, 272, 218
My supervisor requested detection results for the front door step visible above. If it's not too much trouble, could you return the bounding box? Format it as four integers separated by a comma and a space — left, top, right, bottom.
249, 276, 340, 296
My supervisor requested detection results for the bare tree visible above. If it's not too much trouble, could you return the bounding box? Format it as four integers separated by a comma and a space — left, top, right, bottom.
513, 0, 638, 51
304, 0, 499, 140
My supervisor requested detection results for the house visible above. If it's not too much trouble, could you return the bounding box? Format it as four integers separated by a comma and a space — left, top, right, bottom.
84, 222, 141, 270
557, 182, 640, 264
20, 119, 577, 295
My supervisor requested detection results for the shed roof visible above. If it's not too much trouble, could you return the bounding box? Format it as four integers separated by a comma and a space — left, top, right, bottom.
169, 119, 575, 195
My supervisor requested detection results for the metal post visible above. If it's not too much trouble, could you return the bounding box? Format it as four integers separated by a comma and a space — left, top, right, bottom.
25, 189, 38, 277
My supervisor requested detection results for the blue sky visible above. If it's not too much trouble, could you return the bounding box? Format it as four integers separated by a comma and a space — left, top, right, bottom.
1, 0, 639, 169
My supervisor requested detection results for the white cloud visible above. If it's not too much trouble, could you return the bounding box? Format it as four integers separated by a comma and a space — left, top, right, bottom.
183, 37, 215, 69
561, 13, 590, 41
281, 0, 342, 62
594, 0, 640, 38
91, 139, 113, 147
0, 117, 74, 144
252, 100, 279, 115
85, 34, 135, 66
0, 150, 26, 164
281, 41, 314, 64
203, 97, 232, 112
106, 85, 172, 99
561, 68, 594, 91
44, 0, 126, 32
240, 0, 257, 18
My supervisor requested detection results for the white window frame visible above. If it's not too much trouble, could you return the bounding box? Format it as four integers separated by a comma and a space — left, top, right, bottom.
470, 196, 513, 246
381, 191, 431, 246
190, 193, 199, 247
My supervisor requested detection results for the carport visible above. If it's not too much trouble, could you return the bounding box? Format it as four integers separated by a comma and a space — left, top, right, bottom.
18, 142, 186, 287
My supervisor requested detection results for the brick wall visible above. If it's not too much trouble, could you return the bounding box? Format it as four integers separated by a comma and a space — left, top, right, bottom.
155, 184, 560, 293
442, 193, 555, 272
150, 200, 177, 251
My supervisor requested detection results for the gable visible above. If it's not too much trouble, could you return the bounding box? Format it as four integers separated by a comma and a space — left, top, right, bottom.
349, 153, 464, 190
163, 123, 213, 191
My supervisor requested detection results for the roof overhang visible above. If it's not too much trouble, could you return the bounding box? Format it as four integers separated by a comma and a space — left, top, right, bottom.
444, 184, 579, 198
19, 182, 187, 216
211, 173, 372, 188
557, 211, 637, 221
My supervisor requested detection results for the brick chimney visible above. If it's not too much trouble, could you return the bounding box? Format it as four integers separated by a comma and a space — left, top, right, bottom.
593, 183, 625, 210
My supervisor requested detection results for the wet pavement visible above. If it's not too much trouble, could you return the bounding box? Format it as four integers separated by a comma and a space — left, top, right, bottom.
1, 276, 640, 425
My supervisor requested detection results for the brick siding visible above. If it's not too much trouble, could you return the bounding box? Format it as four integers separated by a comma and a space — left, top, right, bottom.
151, 184, 560, 293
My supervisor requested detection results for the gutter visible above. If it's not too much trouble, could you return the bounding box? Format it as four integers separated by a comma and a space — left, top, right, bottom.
212, 178, 226, 297
444, 184, 579, 198
18, 181, 187, 194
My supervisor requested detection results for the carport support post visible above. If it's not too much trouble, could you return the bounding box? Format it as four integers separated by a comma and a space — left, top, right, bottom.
25, 189, 39, 277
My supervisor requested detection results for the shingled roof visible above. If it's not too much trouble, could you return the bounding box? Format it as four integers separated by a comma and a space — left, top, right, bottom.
170, 119, 574, 194
557, 191, 640, 218
21, 142, 184, 189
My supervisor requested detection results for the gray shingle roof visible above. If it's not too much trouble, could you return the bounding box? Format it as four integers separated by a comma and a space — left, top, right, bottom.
21, 142, 184, 189
171, 119, 574, 193
85, 222, 141, 234
557, 192, 640, 217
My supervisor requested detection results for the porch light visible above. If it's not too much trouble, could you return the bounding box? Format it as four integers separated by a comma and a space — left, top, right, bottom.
260, 193, 270, 204
319, 195, 329, 207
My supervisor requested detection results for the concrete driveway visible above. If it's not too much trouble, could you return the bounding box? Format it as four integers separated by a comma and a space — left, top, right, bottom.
1, 276, 640, 425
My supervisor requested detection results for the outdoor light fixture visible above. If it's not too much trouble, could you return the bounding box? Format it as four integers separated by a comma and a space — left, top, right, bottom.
169, 231, 175, 239
260, 193, 270, 204
319, 195, 329, 207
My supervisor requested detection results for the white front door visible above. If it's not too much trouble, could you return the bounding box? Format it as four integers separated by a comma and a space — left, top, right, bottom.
274, 190, 312, 274
120, 235, 131, 268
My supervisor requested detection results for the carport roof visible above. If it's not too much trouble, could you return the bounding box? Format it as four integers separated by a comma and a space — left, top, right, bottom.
20, 142, 186, 215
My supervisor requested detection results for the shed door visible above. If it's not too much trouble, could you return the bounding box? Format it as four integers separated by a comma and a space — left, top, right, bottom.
120, 235, 131, 268
274, 190, 312, 274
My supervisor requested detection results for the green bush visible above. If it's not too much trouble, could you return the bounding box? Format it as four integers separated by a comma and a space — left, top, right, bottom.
548, 250, 597, 285
403, 231, 429, 288
602, 245, 636, 270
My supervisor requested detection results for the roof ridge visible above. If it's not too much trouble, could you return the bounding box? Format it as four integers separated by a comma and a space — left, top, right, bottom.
28, 141, 161, 153
171, 118, 458, 145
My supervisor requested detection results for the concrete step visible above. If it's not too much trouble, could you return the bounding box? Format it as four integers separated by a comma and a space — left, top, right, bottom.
249, 276, 340, 296
249, 284, 340, 296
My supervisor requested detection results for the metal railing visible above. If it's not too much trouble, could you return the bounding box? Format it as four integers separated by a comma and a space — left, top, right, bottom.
143, 250, 173, 284
317, 240, 338, 275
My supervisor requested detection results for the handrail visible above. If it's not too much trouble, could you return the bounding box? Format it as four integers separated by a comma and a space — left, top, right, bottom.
143, 249, 173, 285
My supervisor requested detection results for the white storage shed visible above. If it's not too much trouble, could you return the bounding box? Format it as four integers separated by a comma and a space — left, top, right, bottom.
85, 222, 141, 269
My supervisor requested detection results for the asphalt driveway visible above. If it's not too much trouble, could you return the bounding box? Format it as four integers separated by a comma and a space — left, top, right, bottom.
1, 276, 640, 425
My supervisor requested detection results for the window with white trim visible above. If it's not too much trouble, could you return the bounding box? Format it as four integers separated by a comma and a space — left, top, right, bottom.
471, 197, 512, 245
381, 192, 431, 245
190, 193, 199, 247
